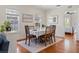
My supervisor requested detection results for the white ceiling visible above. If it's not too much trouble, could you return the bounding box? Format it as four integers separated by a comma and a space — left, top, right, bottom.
33, 5, 79, 11
34, 5, 57, 10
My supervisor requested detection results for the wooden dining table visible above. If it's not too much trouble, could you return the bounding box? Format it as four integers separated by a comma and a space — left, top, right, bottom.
30, 28, 46, 38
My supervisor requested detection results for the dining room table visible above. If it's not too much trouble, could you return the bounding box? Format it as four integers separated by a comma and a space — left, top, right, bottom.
30, 28, 46, 38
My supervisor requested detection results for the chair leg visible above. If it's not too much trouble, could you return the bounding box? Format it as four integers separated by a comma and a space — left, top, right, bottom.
28, 38, 30, 46
45, 40, 47, 46
35, 38, 37, 44
49, 38, 51, 44
51, 37, 53, 43
54, 35, 56, 42
25, 37, 27, 44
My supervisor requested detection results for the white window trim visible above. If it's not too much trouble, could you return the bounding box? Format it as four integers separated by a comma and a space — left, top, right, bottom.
6, 8, 20, 33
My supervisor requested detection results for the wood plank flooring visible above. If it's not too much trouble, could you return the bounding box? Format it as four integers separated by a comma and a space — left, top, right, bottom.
17, 34, 79, 53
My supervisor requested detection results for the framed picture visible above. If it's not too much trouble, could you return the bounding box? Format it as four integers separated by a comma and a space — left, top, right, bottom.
52, 16, 58, 24
49, 16, 58, 24
22, 14, 33, 22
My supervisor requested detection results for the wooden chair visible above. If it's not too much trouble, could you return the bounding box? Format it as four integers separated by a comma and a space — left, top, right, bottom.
45, 26, 53, 43
29, 26, 34, 30
38, 26, 52, 46
25, 25, 36, 46
50, 25, 56, 42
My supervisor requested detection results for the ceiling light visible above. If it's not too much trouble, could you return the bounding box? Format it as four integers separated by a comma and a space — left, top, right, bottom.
56, 5, 61, 7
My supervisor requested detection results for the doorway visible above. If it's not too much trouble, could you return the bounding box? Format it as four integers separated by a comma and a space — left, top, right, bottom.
64, 12, 74, 39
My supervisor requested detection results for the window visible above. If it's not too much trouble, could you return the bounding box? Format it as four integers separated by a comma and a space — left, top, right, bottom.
6, 9, 19, 31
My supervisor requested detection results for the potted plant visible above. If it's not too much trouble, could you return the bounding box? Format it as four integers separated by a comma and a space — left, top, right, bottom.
0, 25, 5, 35
0, 25, 5, 32
4, 20, 11, 31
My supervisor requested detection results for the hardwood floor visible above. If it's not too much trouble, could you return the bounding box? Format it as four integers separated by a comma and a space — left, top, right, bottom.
17, 44, 30, 53
17, 34, 79, 53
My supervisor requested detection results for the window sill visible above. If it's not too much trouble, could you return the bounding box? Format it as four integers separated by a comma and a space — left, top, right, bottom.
4, 31, 17, 34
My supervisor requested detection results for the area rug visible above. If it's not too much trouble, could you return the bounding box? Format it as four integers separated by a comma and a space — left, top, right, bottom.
17, 37, 64, 53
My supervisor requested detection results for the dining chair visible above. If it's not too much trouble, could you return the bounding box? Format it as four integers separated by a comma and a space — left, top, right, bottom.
45, 26, 53, 43
29, 26, 34, 30
45, 26, 51, 34
50, 25, 56, 42
25, 25, 36, 46
38, 26, 52, 46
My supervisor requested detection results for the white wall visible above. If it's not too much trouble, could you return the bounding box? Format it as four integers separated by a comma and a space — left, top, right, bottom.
46, 8, 65, 37
0, 5, 46, 52
74, 8, 79, 39
0, 5, 79, 52
46, 7, 79, 37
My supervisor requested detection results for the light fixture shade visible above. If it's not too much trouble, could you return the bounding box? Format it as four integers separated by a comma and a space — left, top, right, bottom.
56, 5, 61, 7
65, 11, 76, 15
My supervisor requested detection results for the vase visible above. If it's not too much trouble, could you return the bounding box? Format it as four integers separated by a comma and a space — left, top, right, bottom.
6, 27, 11, 31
